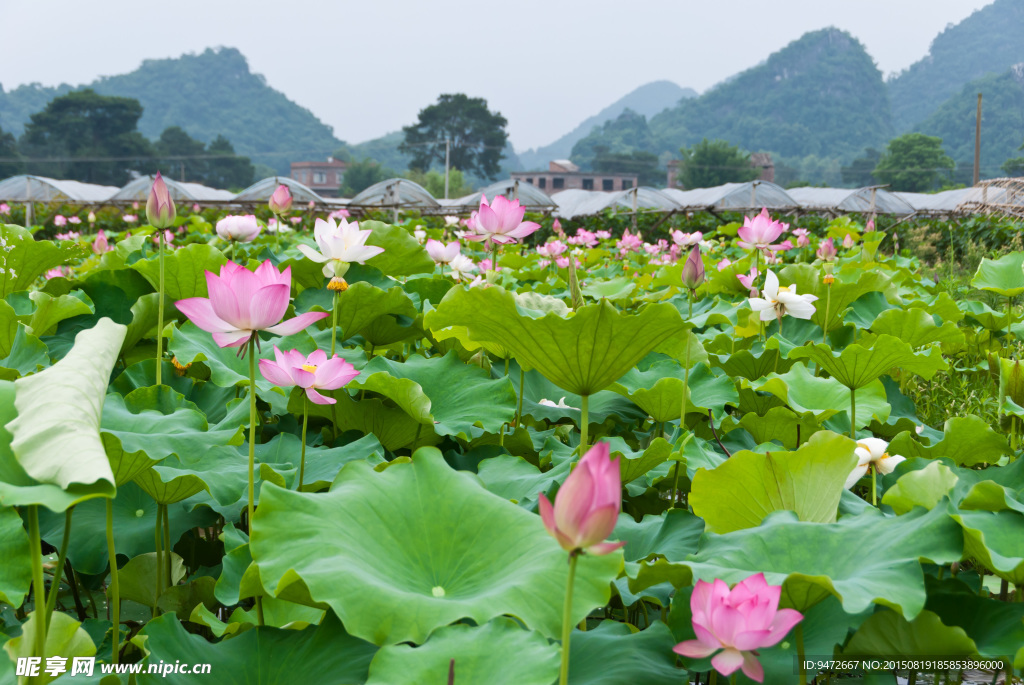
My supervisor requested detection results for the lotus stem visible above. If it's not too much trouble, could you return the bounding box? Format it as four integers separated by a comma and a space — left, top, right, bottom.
299, 397, 309, 490
330, 291, 339, 358
44, 508, 74, 624
871, 466, 878, 507
796, 621, 807, 685
558, 552, 579, 685
248, 334, 264, 626
579, 394, 589, 454
670, 463, 681, 509
514, 365, 525, 428
156, 230, 165, 385
153, 504, 162, 617
163, 505, 171, 588
28, 505, 46, 663
822, 280, 832, 346
105, 499, 120, 664
849, 387, 856, 439
491, 241, 499, 277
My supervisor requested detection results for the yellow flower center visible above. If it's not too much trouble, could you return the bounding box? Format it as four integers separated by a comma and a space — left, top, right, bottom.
778, 285, 792, 293
302, 364, 318, 373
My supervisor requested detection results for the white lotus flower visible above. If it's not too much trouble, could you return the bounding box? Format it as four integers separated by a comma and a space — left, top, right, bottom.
297, 217, 384, 278
748, 270, 818, 322
844, 437, 906, 489
448, 253, 477, 282
539, 397, 579, 411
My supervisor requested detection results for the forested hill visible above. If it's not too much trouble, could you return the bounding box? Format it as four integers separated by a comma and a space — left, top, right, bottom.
888, 0, 1024, 132
517, 81, 695, 171
915, 65, 1024, 178
0, 48, 342, 172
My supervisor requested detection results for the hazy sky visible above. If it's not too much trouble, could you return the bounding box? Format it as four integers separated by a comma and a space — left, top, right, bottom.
0, 0, 988, 151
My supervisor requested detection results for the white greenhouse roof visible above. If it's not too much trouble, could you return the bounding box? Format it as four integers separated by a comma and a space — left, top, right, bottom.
0, 175, 119, 203
456, 179, 556, 211
786, 186, 915, 215
552, 187, 680, 219
348, 178, 439, 209
108, 175, 235, 203
662, 181, 797, 212
233, 176, 325, 204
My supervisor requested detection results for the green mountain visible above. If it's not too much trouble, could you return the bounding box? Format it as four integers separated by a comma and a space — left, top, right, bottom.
570, 109, 659, 167
648, 28, 892, 162
517, 80, 695, 170
888, 0, 1024, 131
915, 65, 1024, 179
0, 47, 342, 173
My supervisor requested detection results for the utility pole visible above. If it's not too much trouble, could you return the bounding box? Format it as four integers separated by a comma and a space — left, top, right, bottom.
444, 138, 450, 199
973, 93, 982, 186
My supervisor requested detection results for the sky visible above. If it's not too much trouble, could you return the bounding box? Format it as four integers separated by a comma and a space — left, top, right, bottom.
0, 0, 989, 151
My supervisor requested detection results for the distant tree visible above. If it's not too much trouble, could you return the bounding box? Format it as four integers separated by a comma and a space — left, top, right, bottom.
400, 94, 508, 180
19, 89, 155, 184
341, 158, 395, 197
873, 133, 955, 192
570, 110, 657, 170
0, 125, 20, 178
204, 135, 254, 189
155, 126, 208, 182
677, 139, 759, 189
1004, 157, 1024, 177
591, 146, 662, 187
403, 167, 472, 198
841, 148, 882, 187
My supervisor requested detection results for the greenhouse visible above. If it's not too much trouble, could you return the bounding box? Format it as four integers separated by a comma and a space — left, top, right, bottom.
0, 174, 119, 204
662, 181, 797, 213
107, 175, 235, 203
233, 176, 326, 205
455, 179, 557, 212
348, 178, 440, 213
786, 186, 915, 216
552, 187, 680, 219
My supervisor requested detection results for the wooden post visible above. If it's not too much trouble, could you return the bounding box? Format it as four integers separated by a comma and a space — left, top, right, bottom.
974, 93, 982, 186
631, 187, 638, 232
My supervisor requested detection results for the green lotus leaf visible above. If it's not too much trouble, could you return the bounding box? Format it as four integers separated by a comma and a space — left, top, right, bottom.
843, 290, 898, 329
349, 351, 516, 439
609, 361, 738, 424
788, 334, 947, 390
632, 506, 963, 618
511, 362, 645, 426
691, 431, 858, 533
38, 481, 210, 575
425, 285, 688, 396
116, 551, 186, 608
887, 415, 1011, 467
251, 448, 622, 645
299, 281, 419, 347
0, 504, 30, 606
614, 509, 704, 563
302, 391, 426, 452
924, 577, 1024, 667
970, 251, 1024, 298
0, 299, 17, 356
2, 611, 96, 685
430, 322, 511, 359
0, 224, 87, 299
710, 346, 795, 381
737, 406, 822, 450
961, 299, 1010, 330
120, 292, 161, 354
582, 277, 635, 302
256, 432, 385, 492
362, 220, 435, 277
131, 242, 227, 302
7, 317, 125, 498
951, 510, 1024, 584
566, 621, 681, 685
868, 307, 965, 348
134, 460, 209, 505
476, 454, 572, 505
882, 461, 959, 515
5, 289, 94, 337
365, 619, 559, 685
780, 262, 892, 332
842, 609, 977, 658
611, 436, 673, 484
0, 324, 49, 379
752, 363, 890, 427
134, 613, 377, 685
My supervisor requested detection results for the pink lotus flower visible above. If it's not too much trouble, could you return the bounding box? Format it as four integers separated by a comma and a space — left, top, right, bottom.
329, 208, 350, 220
792, 228, 810, 248
176, 261, 328, 348
537, 240, 568, 259
595, 230, 611, 240
463, 195, 539, 246
567, 228, 598, 248
217, 215, 261, 243
132, 201, 140, 210
716, 258, 732, 271
425, 239, 460, 264
123, 214, 138, 224
45, 267, 70, 280
537, 442, 625, 555
681, 245, 704, 291
147, 172, 176, 229
737, 267, 759, 297
54, 215, 67, 227
816, 238, 837, 261
259, 346, 359, 405
552, 218, 565, 236
269, 184, 293, 215
776, 239, 794, 251
842, 233, 854, 248
555, 256, 581, 269
737, 208, 787, 251
0, 203, 9, 215
643, 242, 663, 256
671, 230, 703, 247
55, 231, 81, 241
93, 230, 112, 254
68, 216, 81, 225
192, 203, 201, 213
290, 216, 303, 225
616, 230, 643, 253
673, 574, 803, 682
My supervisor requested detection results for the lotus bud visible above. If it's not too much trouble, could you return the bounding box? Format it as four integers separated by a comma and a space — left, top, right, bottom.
269, 184, 293, 215
146, 172, 176, 229
568, 252, 584, 310
842, 234, 854, 249
681, 245, 704, 293
865, 218, 875, 233
87, 211, 96, 224
816, 238, 837, 262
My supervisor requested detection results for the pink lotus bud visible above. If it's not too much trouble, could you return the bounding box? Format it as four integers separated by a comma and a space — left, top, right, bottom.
537, 442, 625, 555
681, 245, 705, 291
865, 218, 875, 233
552, 218, 564, 236
93, 230, 110, 254
673, 574, 803, 682
716, 258, 732, 271
792, 228, 810, 248
192, 203, 201, 213
269, 184, 293, 215
87, 211, 96, 224
843, 234, 854, 248
146, 172, 177, 229
308, 200, 316, 209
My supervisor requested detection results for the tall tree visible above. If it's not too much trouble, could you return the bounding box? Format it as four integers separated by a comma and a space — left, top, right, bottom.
19, 89, 155, 185
155, 126, 208, 182
840, 148, 882, 187
341, 158, 395, 197
204, 135, 254, 190
873, 133, 955, 192
400, 94, 508, 180
0, 125, 20, 178
678, 139, 759, 189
